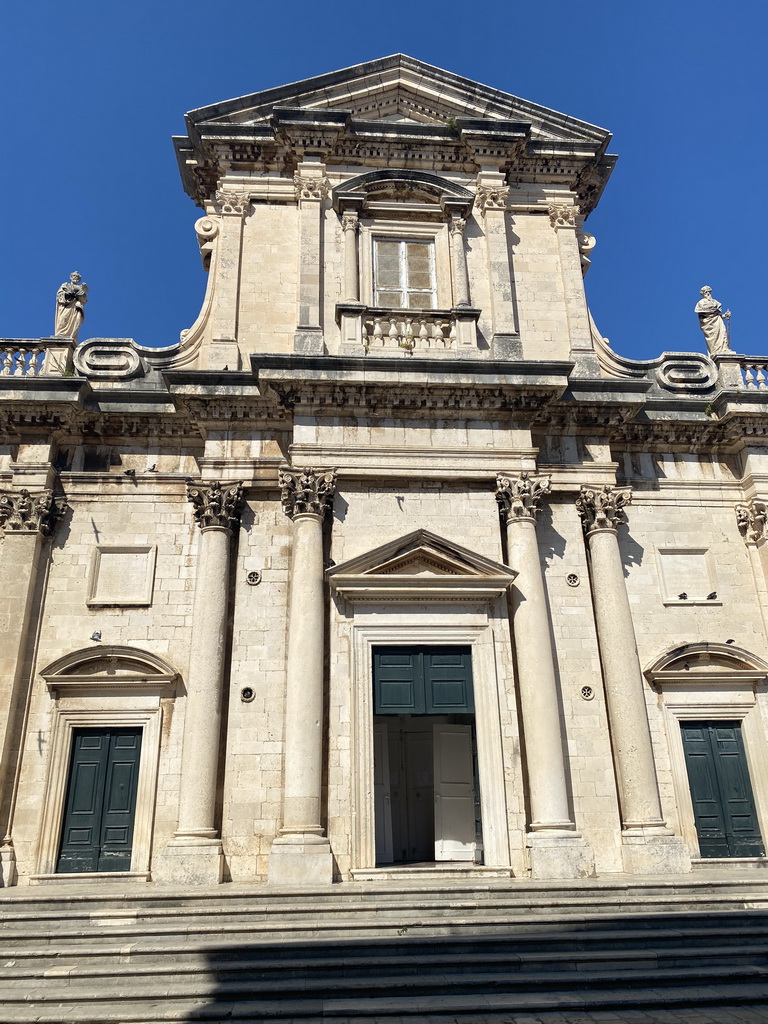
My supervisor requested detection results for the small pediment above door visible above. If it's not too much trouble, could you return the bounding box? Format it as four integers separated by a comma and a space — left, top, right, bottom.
328, 529, 515, 602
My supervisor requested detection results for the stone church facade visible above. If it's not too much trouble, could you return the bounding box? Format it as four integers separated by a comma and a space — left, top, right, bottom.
2, 56, 768, 889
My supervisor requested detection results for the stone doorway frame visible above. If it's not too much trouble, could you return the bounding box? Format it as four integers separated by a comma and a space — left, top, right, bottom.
350, 617, 511, 872
646, 642, 768, 858
33, 646, 177, 882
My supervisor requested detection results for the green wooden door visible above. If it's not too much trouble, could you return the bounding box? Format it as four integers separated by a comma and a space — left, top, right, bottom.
373, 646, 474, 715
681, 721, 764, 858
57, 728, 142, 873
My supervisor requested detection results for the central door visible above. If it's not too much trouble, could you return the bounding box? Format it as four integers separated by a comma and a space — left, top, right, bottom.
372, 646, 479, 865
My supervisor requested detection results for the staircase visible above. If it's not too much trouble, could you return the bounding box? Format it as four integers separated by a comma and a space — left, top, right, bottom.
2, 874, 768, 1022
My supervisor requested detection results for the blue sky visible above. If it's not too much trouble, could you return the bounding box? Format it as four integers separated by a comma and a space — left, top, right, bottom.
3, 0, 764, 361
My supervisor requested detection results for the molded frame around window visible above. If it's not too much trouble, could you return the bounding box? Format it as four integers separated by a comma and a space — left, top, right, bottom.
360, 221, 451, 312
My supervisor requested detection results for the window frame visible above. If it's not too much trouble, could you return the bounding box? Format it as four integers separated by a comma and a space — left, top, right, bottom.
360, 221, 451, 311
372, 237, 437, 310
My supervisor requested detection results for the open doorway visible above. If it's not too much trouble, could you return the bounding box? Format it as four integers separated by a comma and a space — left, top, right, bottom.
372, 646, 482, 865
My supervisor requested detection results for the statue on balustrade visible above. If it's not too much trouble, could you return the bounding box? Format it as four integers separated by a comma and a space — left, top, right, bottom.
54, 271, 88, 341
695, 285, 731, 355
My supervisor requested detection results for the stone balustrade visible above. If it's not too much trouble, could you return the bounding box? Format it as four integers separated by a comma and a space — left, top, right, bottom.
739, 358, 768, 390
337, 304, 480, 356
0, 339, 75, 377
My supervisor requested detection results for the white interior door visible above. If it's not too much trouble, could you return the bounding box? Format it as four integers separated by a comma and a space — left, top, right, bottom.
433, 723, 476, 861
373, 722, 393, 864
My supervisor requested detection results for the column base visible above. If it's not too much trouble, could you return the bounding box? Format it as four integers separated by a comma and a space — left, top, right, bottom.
154, 838, 224, 885
527, 834, 595, 879
269, 835, 334, 885
0, 843, 18, 887
621, 828, 691, 875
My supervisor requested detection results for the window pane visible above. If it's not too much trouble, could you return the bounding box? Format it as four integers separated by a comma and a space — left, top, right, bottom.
406, 291, 435, 309
377, 291, 404, 308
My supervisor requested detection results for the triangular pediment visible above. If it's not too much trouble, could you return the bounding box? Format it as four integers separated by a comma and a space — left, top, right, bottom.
328, 529, 515, 603
186, 54, 609, 145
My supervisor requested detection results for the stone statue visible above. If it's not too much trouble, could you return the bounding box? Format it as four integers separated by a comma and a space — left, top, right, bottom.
695, 285, 731, 355
54, 272, 88, 341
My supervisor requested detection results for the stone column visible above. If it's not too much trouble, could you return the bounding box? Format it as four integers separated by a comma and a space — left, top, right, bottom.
157, 481, 244, 885
549, 204, 600, 376
576, 485, 690, 874
497, 474, 593, 878
449, 214, 471, 308
476, 172, 520, 359
0, 489, 67, 886
209, 189, 249, 370
342, 210, 359, 303
294, 163, 329, 355
269, 466, 336, 885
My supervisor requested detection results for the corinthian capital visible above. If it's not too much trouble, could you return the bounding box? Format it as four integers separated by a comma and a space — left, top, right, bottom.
576, 484, 631, 533
0, 489, 67, 537
215, 189, 250, 216
280, 467, 337, 519
736, 500, 768, 543
496, 472, 551, 523
294, 175, 330, 203
475, 184, 509, 214
548, 203, 579, 229
187, 480, 244, 531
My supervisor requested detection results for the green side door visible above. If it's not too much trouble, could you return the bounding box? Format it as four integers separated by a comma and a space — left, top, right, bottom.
681, 721, 764, 858
57, 727, 143, 873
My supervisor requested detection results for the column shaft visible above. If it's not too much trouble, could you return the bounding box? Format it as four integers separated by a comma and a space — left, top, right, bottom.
280, 513, 326, 834
176, 526, 232, 838
342, 212, 359, 303
449, 216, 471, 308
586, 527, 666, 828
506, 517, 573, 831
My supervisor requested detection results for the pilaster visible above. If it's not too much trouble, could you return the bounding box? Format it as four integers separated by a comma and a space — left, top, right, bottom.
735, 499, 768, 636
294, 162, 330, 355
155, 481, 244, 885
549, 203, 600, 376
269, 467, 336, 885
0, 487, 67, 886
209, 189, 249, 370
496, 473, 594, 879
476, 172, 520, 359
576, 485, 690, 875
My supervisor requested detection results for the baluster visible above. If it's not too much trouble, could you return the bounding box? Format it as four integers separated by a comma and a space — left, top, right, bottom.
388, 317, 399, 347
432, 320, 445, 346
1, 348, 13, 375
18, 347, 29, 376
448, 319, 457, 347
418, 318, 429, 349
0, 349, 7, 375
362, 322, 370, 354
760, 364, 768, 390
400, 317, 415, 353
373, 317, 383, 347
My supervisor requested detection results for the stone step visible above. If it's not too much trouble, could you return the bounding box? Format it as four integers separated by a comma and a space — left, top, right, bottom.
5, 961, 768, 1004
3, 978, 768, 1023
4, 890, 768, 934
4, 920, 768, 969
2, 941, 767, 985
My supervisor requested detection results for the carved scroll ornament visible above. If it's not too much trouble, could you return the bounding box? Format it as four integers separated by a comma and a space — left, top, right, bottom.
280, 467, 337, 519
215, 190, 250, 216
575, 484, 631, 533
736, 500, 768, 543
496, 472, 552, 523
0, 489, 67, 537
187, 480, 244, 531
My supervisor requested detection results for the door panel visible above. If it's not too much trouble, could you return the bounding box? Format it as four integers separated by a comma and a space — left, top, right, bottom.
373, 646, 473, 715
57, 728, 142, 874
373, 722, 393, 864
681, 721, 764, 858
433, 724, 476, 861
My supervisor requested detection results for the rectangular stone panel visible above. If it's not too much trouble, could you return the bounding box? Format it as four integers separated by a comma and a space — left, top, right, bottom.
87, 545, 157, 606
